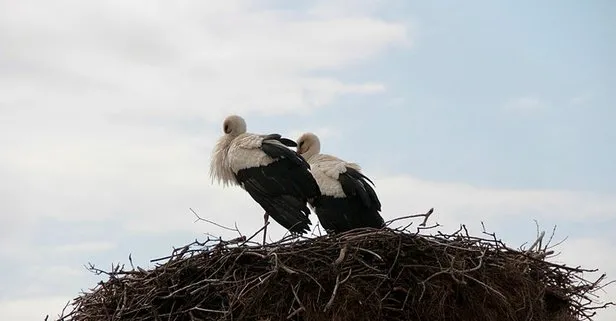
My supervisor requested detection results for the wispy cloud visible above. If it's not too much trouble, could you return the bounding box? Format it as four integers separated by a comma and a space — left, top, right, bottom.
52, 242, 117, 254
0, 296, 72, 321
569, 91, 594, 106
503, 97, 548, 111
288, 126, 343, 143
374, 175, 616, 224
0, 0, 407, 122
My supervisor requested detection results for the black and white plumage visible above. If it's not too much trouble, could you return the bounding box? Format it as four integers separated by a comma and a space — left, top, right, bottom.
210, 115, 320, 237
296, 132, 384, 234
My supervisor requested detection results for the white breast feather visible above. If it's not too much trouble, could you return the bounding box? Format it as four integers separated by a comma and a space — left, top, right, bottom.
227, 133, 278, 173
210, 135, 237, 187
307, 154, 361, 198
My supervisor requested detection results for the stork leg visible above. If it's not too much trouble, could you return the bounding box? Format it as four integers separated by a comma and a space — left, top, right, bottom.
262, 212, 269, 246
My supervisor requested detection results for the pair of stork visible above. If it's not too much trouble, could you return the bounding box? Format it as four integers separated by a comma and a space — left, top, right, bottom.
210, 115, 384, 243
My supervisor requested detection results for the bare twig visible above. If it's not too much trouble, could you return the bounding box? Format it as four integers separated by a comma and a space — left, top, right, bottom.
190, 208, 242, 238
287, 281, 306, 319
528, 231, 545, 252
334, 244, 348, 265
324, 269, 353, 312
240, 221, 270, 247
386, 207, 435, 227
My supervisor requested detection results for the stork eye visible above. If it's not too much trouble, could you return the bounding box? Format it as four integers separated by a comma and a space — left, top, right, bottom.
299, 141, 304, 147
224, 124, 230, 133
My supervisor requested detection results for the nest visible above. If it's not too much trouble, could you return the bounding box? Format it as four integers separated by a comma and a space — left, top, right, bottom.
56, 213, 612, 321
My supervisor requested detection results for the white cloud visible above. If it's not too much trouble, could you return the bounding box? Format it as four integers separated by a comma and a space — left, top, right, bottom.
52, 242, 117, 254
0, 296, 72, 321
374, 175, 616, 224
555, 238, 616, 321
555, 238, 616, 271
0, 0, 406, 121
0, 0, 407, 239
288, 126, 343, 144
503, 97, 548, 111
309, 0, 383, 17
16, 266, 93, 299
570, 91, 594, 106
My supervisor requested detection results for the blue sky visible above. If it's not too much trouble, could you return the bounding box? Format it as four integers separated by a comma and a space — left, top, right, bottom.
300, 0, 615, 191
0, 0, 614, 320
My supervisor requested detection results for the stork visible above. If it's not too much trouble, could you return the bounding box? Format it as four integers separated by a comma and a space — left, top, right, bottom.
296, 132, 384, 234
210, 115, 320, 244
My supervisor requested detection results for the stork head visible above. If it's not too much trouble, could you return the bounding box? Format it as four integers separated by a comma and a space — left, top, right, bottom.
210, 115, 246, 187
222, 115, 247, 137
296, 132, 320, 159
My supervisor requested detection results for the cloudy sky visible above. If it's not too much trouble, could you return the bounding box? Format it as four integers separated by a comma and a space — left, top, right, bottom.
1, 0, 614, 320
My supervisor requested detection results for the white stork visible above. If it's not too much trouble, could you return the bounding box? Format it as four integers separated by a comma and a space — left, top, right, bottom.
210, 115, 321, 243
296, 132, 384, 234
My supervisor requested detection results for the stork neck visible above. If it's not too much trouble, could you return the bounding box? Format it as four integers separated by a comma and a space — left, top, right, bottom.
302, 147, 319, 160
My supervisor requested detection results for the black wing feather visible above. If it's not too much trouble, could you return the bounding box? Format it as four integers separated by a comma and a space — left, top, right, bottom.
235, 137, 320, 234
279, 138, 297, 147
261, 134, 298, 147
339, 167, 381, 210
261, 138, 310, 168
312, 197, 356, 233
315, 166, 384, 233
313, 196, 383, 234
